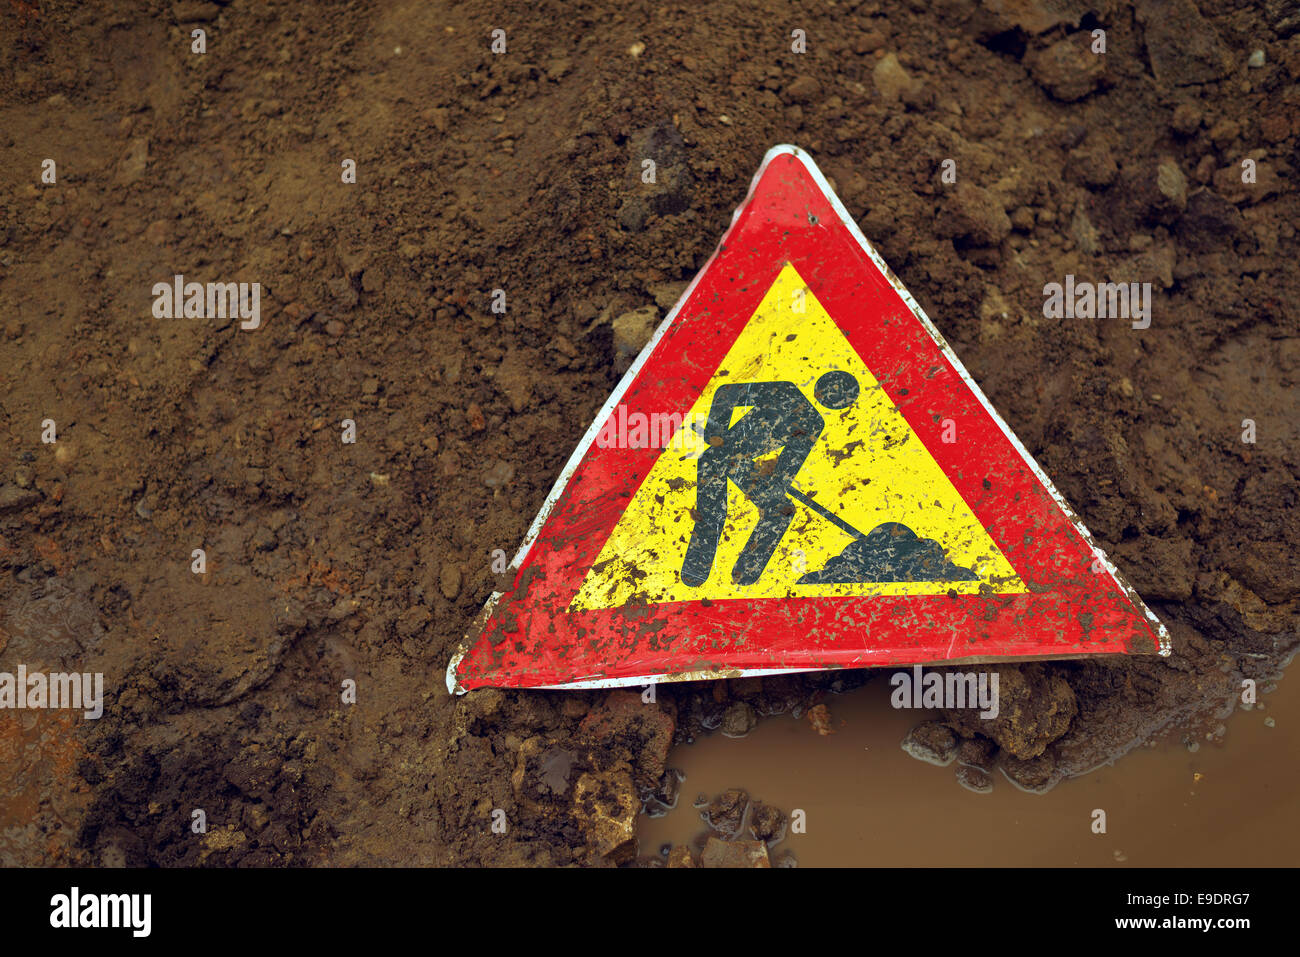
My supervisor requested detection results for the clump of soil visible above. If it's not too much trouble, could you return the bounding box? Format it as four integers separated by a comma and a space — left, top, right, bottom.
1, 0, 1298, 866
644, 785, 794, 868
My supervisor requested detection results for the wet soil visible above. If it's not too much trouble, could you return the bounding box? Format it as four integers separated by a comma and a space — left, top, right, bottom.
1, 0, 1298, 866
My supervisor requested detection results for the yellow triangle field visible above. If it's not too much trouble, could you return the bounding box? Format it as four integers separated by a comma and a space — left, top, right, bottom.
571, 264, 1026, 610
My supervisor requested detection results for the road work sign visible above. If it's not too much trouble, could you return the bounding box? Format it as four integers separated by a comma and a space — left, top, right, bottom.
447, 145, 1170, 693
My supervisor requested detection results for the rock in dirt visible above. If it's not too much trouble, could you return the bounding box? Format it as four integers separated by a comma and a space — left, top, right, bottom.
1170, 102, 1203, 136
1207, 117, 1241, 150
977, 0, 1092, 34
1136, 0, 1233, 86
1224, 541, 1300, 604
395, 605, 430, 638
943, 665, 1076, 759
572, 770, 638, 864
805, 702, 835, 735
1000, 750, 1061, 793
482, 460, 515, 489
852, 30, 886, 53
0, 483, 40, 514
1067, 140, 1118, 189
617, 123, 692, 231
873, 54, 922, 103
223, 750, 280, 799
1091, 159, 1189, 235
720, 701, 757, 738
942, 183, 1011, 246
956, 765, 995, 794
748, 801, 788, 843
115, 137, 149, 186
461, 687, 504, 727
1268, 0, 1300, 37
611, 306, 659, 367
700, 837, 771, 868
647, 280, 687, 311
327, 598, 359, 621
173, 1, 221, 21
704, 788, 749, 838
901, 721, 958, 766
1070, 208, 1099, 255
979, 286, 1011, 340
784, 74, 822, 104
1026, 38, 1107, 101
1213, 159, 1283, 206
577, 690, 675, 789
513, 740, 552, 801
666, 845, 695, 867
1175, 189, 1244, 252
644, 768, 681, 815
439, 562, 462, 600
1156, 160, 1188, 212
957, 735, 998, 771
493, 349, 536, 414
250, 525, 277, 552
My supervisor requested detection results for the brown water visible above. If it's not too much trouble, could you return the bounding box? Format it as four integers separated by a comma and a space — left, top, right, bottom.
639, 673, 1298, 866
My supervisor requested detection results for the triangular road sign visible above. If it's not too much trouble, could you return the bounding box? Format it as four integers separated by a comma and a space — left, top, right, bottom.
448, 145, 1169, 693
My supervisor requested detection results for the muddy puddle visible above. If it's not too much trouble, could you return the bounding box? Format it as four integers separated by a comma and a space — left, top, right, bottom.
639, 671, 1298, 867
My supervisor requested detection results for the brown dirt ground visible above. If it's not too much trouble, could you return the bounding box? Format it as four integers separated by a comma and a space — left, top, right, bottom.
1, 0, 1298, 866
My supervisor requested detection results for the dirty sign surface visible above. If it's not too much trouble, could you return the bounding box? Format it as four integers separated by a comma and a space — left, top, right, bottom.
448, 145, 1170, 693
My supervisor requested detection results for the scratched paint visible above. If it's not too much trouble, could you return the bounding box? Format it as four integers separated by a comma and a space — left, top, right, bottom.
447, 145, 1169, 694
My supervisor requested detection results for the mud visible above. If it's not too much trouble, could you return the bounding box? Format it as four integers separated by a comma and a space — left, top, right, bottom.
639, 668, 1299, 866
1, 0, 1298, 866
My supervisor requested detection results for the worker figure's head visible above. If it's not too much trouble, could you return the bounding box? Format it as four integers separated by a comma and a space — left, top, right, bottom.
813, 370, 859, 409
